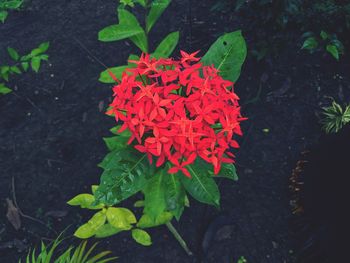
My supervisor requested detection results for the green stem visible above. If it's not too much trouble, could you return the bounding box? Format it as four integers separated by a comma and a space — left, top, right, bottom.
166, 221, 193, 256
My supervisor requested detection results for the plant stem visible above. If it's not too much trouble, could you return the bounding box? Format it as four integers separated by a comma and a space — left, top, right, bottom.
166, 221, 193, 256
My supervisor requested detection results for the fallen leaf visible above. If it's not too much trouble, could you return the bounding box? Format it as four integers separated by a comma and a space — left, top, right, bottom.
6, 198, 21, 230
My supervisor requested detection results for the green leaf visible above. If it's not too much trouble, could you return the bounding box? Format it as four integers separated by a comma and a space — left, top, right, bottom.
215, 162, 238, 181
134, 200, 145, 207
98, 24, 143, 42
106, 207, 136, 229
164, 172, 185, 220
38, 42, 50, 53
94, 148, 152, 206
152, 31, 179, 59
0, 0, 23, 9
143, 169, 167, 220
0, 66, 10, 81
10, 66, 21, 74
67, 193, 104, 210
21, 62, 29, 72
137, 212, 172, 228
131, 229, 152, 246
301, 37, 318, 50
99, 55, 139, 83
326, 44, 340, 60
120, 0, 135, 7
180, 160, 220, 207
118, 9, 148, 52
320, 30, 329, 40
0, 83, 12, 95
31, 57, 41, 72
235, 0, 246, 11
95, 223, 124, 238
103, 126, 131, 151
135, 0, 147, 7
99, 66, 128, 83
7, 47, 19, 61
201, 30, 247, 82
74, 211, 107, 239
0, 11, 8, 23
146, 0, 171, 33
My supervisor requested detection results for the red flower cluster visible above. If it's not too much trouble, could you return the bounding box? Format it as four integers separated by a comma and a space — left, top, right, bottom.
107, 51, 245, 177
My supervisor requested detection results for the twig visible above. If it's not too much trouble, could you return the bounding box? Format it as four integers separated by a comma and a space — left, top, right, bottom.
166, 221, 193, 256
73, 37, 108, 69
11, 177, 57, 235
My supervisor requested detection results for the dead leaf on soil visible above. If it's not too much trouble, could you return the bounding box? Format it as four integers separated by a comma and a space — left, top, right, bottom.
6, 198, 21, 230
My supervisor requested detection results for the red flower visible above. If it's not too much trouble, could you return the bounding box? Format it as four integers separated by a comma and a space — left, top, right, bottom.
108, 51, 245, 176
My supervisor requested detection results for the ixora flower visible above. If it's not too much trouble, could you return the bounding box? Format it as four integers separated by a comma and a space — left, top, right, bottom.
107, 51, 246, 177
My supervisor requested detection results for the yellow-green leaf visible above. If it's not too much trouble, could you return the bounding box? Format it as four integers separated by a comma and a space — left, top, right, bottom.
95, 223, 124, 238
67, 194, 104, 210
74, 211, 107, 239
106, 207, 136, 230
131, 229, 152, 246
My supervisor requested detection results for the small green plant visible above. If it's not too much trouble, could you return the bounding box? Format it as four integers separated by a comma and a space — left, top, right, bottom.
68, 185, 153, 247
0, 0, 23, 23
321, 100, 350, 133
301, 30, 344, 60
19, 236, 117, 263
237, 256, 247, 263
0, 42, 49, 95
98, 0, 179, 83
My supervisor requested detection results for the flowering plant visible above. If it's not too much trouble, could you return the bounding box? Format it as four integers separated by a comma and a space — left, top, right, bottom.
68, 0, 247, 250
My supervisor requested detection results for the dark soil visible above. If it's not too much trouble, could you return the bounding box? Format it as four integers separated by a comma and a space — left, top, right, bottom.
1, 1, 350, 262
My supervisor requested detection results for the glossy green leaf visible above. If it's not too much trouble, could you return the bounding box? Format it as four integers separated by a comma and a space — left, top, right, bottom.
95, 223, 124, 238
118, 9, 148, 52
106, 207, 136, 230
67, 193, 104, 210
201, 31, 247, 82
7, 47, 19, 61
164, 172, 185, 220
31, 57, 41, 72
152, 31, 179, 59
301, 37, 318, 50
137, 212, 172, 228
131, 229, 152, 246
74, 211, 107, 239
180, 160, 220, 207
326, 44, 339, 60
0, 83, 12, 95
143, 169, 167, 220
38, 42, 50, 53
98, 24, 143, 42
146, 0, 171, 33
94, 148, 152, 206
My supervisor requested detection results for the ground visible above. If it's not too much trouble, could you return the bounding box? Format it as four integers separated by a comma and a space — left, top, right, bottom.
1, 0, 350, 262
